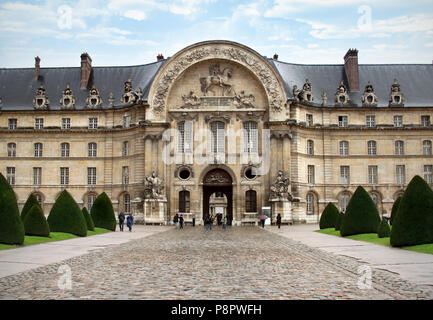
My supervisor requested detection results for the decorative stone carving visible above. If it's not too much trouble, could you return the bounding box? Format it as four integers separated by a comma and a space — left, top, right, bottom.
270, 170, 293, 200
144, 171, 164, 199
121, 78, 139, 105
108, 92, 115, 107
389, 79, 404, 107
233, 90, 255, 108
60, 84, 75, 109
334, 81, 350, 106
361, 81, 378, 107
86, 86, 102, 109
181, 91, 201, 108
292, 85, 300, 102
321, 91, 328, 106
200, 63, 233, 96
204, 113, 231, 123
150, 44, 285, 114
298, 79, 314, 103
33, 85, 50, 110
203, 171, 232, 185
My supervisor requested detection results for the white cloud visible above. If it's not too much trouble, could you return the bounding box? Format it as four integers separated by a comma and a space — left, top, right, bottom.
123, 9, 147, 20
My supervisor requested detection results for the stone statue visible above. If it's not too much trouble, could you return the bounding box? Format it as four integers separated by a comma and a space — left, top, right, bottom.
270, 170, 293, 200
234, 90, 255, 108
181, 90, 201, 108
298, 79, 313, 103
200, 63, 233, 96
292, 85, 300, 102
121, 78, 139, 105
389, 79, 404, 106
144, 171, 164, 199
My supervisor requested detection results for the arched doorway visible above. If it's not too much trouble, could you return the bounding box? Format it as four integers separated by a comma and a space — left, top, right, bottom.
203, 169, 233, 224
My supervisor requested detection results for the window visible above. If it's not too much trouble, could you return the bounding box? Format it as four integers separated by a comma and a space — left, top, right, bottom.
307, 140, 314, 155
122, 166, 129, 185
245, 190, 257, 213
35, 118, 44, 129
307, 165, 315, 184
421, 115, 431, 127
368, 165, 378, 184
89, 118, 98, 129
6, 167, 15, 185
340, 192, 351, 213
366, 115, 375, 127
33, 167, 42, 185
424, 165, 433, 184
210, 121, 225, 154
306, 193, 315, 214
178, 121, 192, 153
87, 167, 96, 185
338, 115, 348, 127
61, 118, 71, 129
179, 190, 190, 213
340, 141, 349, 156
8, 119, 17, 130
394, 115, 403, 127
123, 115, 131, 128
122, 141, 129, 156
7, 143, 16, 157
396, 165, 405, 184
340, 166, 350, 184
395, 140, 404, 155
423, 140, 432, 155
60, 167, 69, 185
34, 143, 43, 157
88, 142, 97, 157
60, 142, 70, 157
123, 193, 131, 213
243, 121, 258, 153
367, 140, 377, 155
306, 114, 313, 126
86, 194, 97, 211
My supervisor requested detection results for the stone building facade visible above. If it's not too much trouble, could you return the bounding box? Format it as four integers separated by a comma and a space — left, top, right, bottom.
1, 41, 432, 225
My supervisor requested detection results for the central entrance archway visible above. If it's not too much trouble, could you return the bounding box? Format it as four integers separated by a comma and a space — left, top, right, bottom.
202, 169, 233, 224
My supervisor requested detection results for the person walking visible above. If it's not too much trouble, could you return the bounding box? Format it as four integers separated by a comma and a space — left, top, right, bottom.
179, 214, 184, 229
173, 213, 179, 229
276, 213, 282, 229
126, 214, 134, 232
222, 215, 227, 230
209, 214, 213, 230
259, 215, 266, 229
118, 212, 125, 232
192, 214, 195, 227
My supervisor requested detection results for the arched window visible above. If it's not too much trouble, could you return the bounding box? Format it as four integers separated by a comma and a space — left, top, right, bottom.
34, 143, 43, 157
307, 140, 314, 155
245, 190, 257, 213
395, 140, 404, 155
306, 193, 316, 215
86, 193, 97, 211
423, 140, 432, 155
178, 121, 192, 153
61, 142, 70, 157
123, 193, 131, 213
210, 121, 225, 154
367, 140, 377, 155
88, 142, 97, 157
7, 143, 16, 157
339, 192, 351, 213
179, 190, 190, 213
340, 141, 349, 156
243, 121, 258, 153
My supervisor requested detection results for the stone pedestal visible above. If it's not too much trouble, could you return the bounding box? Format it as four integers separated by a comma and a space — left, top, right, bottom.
143, 198, 167, 225
270, 198, 292, 224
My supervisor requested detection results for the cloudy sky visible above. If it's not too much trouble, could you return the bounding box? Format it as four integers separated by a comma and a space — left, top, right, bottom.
0, 0, 433, 68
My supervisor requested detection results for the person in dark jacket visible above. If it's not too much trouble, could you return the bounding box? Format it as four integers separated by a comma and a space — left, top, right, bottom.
179, 214, 184, 229
173, 213, 179, 229
276, 213, 282, 229
126, 214, 134, 232
118, 212, 125, 232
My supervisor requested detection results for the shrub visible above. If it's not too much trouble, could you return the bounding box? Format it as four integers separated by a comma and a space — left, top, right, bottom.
335, 212, 344, 231
47, 190, 87, 237
340, 186, 381, 237
319, 202, 340, 229
90, 192, 116, 231
377, 219, 391, 238
21, 193, 42, 221
0, 173, 25, 244
390, 196, 402, 226
82, 207, 95, 231
23, 204, 50, 237
390, 175, 433, 247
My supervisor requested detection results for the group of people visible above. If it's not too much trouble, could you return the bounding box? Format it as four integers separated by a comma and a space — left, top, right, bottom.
204, 213, 229, 230
259, 213, 282, 229
118, 212, 134, 232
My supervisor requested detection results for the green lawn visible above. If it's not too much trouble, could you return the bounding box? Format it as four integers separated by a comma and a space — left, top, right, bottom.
316, 228, 433, 254
0, 227, 111, 251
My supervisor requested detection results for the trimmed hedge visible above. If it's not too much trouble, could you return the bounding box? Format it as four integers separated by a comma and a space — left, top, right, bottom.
390, 196, 401, 226
340, 186, 381, 237
377, 219, 390, 238
0, 173, 25, 245
335, 212, 344, 231
47, 190, 87, 237
82, 207, 95, 231
319, 202, 340, 229
23, 204, 50, 237
390, 175, 433, 247
90, 192, 116, 231
21, 193, 42, 221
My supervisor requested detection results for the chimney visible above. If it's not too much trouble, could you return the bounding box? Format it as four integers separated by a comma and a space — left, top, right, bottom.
34, 56, 40, 80
80, 52, 92, 89
344, 48, 359, 92
157, 53, 164, 61
273, 53, 278, 60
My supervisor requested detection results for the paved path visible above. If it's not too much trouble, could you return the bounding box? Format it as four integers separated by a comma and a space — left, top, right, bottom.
266, 224, 433, 287
1, 225, 432, 300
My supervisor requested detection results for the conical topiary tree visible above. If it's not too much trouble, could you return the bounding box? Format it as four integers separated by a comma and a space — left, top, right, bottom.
23, 204, 50, 237
390, 196, 402, 226
377, 219, 391, 238
390, 175, 433, 247
0, 173, 25, 244
47, 190, 87, 237
335, 212, 344, 231
82, 207, 95, 231
319, 202, 340, 229
90, 192, 116, 231
21, 193, 42, 221
340, 186, 381, 237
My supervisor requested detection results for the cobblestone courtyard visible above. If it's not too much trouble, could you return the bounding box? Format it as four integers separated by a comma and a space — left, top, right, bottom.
1, 226, 433, 300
